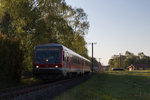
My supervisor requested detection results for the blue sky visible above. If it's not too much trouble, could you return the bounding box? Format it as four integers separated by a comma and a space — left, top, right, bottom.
66, 0, 150, 65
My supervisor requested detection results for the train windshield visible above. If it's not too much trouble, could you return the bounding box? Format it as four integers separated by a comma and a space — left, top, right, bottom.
34, 47, 61, 64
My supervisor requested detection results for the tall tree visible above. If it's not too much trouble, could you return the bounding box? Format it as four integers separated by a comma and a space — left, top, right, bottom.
0, 0, 90, 71
109, 51, 150, 69
0, 0, 46, 45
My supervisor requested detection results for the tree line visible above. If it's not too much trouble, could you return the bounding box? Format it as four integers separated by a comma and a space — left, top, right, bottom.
0, 0, 89, 81
108, 51, 150, 69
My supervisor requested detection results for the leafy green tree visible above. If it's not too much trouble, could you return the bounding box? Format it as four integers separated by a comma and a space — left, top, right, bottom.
0, 0, 90, 73
71, 34, 88, 58
69, 8, 89, 36
109, 51, 150, 69
108, 55, 119, 68
138, 52, 146, 59
108, 58, 114, 68
0, 33, 24, 82
1, 0, 88, 68
125, 51, 134, 58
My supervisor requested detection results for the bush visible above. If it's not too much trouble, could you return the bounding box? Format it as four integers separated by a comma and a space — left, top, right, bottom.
0, 33, 24, 82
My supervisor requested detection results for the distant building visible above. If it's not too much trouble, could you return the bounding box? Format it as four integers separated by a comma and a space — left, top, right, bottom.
93, 66, 99, 72
103, 65, 109, 71
128, 64, 135, 71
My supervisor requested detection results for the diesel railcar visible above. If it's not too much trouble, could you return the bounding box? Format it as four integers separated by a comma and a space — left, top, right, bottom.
33, 43, 91, 79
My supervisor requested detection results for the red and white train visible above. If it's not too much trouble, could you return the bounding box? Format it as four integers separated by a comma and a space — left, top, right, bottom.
33, 43, 91, 79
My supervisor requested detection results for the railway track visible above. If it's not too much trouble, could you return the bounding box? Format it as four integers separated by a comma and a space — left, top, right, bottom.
0, 74, 91, 100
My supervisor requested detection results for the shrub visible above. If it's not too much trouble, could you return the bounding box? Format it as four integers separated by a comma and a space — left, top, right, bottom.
0, 33, 24, 82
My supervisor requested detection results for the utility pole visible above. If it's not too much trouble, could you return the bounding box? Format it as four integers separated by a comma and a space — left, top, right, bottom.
98, 58, 101, 72
98, 58, 101, 63
92, 43, 94, 72
119, 53, 121, 68
89, 42, 96, 72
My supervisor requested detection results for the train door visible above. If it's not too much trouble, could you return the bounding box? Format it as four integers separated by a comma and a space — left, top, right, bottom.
82, 60, 84, 74
63, 51, 69, 77
68, 54, 71, 70
63, 51, 70, 70
63, 51, 66, 68
66, 52, 70, 71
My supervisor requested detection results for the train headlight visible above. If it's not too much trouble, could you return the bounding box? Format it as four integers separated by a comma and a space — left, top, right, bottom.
55, 65, 58, 68
46, 59, 48, 62
36, 66, 39, 68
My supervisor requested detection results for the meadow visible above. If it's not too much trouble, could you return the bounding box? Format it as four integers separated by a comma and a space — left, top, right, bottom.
54, 70, 150, 100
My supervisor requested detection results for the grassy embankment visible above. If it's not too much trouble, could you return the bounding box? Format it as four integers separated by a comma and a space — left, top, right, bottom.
54, 70, 150, 100
0, 78, 39, 90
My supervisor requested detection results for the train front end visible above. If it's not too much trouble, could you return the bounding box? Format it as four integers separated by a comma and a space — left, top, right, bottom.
33, 44, 63, 79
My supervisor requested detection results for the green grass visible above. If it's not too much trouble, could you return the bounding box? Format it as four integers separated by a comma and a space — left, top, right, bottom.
0, 77, 39, 90
54, 70, 150, 100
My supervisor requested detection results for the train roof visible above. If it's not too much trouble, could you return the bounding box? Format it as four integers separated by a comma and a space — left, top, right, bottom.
35, 43, 90, 62
35, 43, 62, 47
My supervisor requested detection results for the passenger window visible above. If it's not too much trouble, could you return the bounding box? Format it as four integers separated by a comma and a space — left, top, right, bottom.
63, 51, 65, 61
66, 53, 69, 62
67, 56, 69, 62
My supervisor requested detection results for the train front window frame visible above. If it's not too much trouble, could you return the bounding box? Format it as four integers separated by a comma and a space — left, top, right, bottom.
34, 47, 61, 64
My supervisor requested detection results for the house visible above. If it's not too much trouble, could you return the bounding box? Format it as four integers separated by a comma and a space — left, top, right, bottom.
128, 64, 135, 71
103, 65, 109, 71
